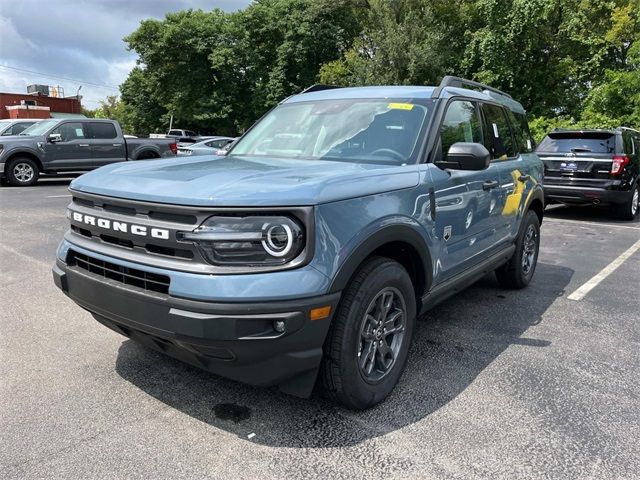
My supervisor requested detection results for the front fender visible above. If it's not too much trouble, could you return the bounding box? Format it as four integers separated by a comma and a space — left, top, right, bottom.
324, 217, 433, 294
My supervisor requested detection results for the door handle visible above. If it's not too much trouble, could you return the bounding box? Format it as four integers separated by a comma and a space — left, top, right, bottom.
482, 180, 499, 190
518, 174, 531, 182
79, 144, 90, 147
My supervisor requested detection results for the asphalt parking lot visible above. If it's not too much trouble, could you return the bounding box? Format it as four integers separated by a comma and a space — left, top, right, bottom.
1, 178, 639, 479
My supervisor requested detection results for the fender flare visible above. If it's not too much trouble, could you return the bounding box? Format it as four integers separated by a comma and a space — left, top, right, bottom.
2, 148, 45, 172
525, 183, 545, 223
327, 222, 433, 295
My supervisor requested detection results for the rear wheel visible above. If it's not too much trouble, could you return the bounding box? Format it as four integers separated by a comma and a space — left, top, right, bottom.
616, 184, 639, 221
495, 210, 540, 289
6, 157, 39, 186
320, 256, 416, 410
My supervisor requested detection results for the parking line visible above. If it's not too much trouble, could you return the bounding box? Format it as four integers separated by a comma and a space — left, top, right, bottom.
567, 239, 640, 301
45, 194, 72, 198
544, 218, 639, 231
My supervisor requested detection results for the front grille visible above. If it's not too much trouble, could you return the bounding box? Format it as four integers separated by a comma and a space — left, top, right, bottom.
69, 250, 170, 294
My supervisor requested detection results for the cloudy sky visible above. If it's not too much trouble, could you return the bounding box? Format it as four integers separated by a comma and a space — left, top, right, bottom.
0, 0, 250, 109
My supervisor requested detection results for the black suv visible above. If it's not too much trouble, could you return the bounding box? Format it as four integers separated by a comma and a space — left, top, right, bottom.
537, 127, 640, 220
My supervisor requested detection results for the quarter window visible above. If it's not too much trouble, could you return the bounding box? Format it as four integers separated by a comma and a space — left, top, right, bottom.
440, 101, 483, 159
481, 104, 516, 160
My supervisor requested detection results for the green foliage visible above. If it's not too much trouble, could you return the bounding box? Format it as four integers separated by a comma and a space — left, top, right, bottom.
118, 0, 640, 137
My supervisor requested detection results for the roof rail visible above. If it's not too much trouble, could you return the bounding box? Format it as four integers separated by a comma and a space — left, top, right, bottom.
618, 126, 640, 134
432, 76, 512, 99
301, 84, 341, 94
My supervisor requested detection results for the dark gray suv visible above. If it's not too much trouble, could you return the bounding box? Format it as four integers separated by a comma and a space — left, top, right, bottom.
538, 127, 640, 220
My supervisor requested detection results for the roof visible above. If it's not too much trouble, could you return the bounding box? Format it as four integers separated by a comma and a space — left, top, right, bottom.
284, 85, 525, 113
50, 112, 87, 119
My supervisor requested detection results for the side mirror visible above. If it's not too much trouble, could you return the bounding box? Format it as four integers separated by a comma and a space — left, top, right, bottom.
437, 142, 491, 171
48, 133, 62, 143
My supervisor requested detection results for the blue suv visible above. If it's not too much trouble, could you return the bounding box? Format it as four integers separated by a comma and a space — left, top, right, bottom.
53, 77, 544, 409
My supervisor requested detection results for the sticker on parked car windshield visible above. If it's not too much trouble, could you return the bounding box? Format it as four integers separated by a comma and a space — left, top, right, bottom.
387, 103, 414, 110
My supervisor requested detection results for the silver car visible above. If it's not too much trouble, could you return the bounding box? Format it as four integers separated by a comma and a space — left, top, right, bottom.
0, 119, 41, 136
177, 136, 236, 156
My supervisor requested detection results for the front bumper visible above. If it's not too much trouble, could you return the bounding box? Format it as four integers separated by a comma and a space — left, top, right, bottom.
544, 184, 630, 205
53, 256, 340, 397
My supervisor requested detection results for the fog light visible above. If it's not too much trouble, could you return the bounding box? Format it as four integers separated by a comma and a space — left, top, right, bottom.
273, 319, 286, 333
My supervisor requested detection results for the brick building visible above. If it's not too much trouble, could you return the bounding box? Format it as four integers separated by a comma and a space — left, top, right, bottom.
0, 85, 83, 120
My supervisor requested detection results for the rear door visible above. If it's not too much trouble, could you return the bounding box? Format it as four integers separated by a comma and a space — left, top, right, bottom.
88, 122, 126, 167
480, 103, 535, 240
536, 131, 618, 189
44, 122, 91, 170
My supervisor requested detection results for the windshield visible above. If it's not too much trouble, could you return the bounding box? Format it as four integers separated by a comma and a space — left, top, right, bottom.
537, 132, 616, 154
229, 99, 432, 164
20, 119, 58, 136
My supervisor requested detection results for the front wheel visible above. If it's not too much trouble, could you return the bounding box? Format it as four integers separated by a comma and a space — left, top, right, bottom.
495, 210, 540, 289
6, 157, 40, 186
320, 257, 416, 410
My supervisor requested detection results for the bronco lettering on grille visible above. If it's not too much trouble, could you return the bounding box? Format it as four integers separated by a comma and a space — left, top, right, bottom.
71, 211, 170, 240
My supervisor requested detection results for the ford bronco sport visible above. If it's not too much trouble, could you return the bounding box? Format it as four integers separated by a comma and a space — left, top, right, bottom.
53, 77, 544, 409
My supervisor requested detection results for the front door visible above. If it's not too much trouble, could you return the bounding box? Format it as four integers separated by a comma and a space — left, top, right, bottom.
44, 122, 91, 170
427, 100, 503, 282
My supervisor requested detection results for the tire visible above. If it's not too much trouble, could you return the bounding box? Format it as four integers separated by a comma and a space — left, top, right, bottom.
616, 183, 639, 221
495, 210, 540, 289
6, 157, 39, 186
320, 256, 416, 410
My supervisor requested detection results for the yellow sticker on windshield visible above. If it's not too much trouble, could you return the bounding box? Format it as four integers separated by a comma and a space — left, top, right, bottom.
388, 102, 414, 110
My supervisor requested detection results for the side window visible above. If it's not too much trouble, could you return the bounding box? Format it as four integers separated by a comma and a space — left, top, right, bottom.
89, 122, 117, 139
168, 130, 180, 136
506, 110, 535, 153
9, 123, 32, 135
208, 139, 229, 148
481, 104, 516, 160
440, 101, 483, 159
622, 133, 634, 155
51, 122, 86, 142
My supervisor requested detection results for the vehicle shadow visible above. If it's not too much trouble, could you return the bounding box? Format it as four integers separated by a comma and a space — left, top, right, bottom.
545, 204, 640, 225
115, 261, 573, 448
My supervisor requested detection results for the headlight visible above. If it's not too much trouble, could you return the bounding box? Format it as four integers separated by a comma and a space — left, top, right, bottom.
179, 215, 305, 267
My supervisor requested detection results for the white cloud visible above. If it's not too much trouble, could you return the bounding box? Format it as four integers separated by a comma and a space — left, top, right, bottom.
0, 0, 250, 109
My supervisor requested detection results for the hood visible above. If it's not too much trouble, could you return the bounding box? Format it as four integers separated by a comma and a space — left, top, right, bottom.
70, 155, 419, 206
0, 134, 44, 145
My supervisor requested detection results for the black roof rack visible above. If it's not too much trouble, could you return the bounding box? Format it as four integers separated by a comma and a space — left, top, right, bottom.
432, 76, 512, 99
301, 84, 341, 94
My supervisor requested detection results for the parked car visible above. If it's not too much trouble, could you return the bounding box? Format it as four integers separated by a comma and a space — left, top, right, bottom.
537, 127, 640, 219
0, 119, 177, 186
53, 77, 544, 409
0, 119, 41, 136
177, 137, 236, 156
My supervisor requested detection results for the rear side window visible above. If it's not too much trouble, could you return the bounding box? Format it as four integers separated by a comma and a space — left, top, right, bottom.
481, 103, 515, 160
440, 101, 483, 159
537, 132, 616, 154
169, 130, 181, 136
622, 133, 634, 155
506, 110, 535, 153
89, 122, 117, 139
